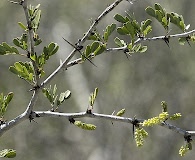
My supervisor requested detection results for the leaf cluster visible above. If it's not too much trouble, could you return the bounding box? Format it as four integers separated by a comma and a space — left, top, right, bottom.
114, 13, 152, 38
42, 85, 71, 111
146, 3, 190, 32
88, 87, 98, 107
82, 24, 116, 60
28, 4, 41, 32
9, 62, 35, 85
0, 42, 19, 55
0, 92, 14, 117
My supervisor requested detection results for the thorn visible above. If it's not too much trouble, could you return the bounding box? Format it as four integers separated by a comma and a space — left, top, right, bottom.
163, 36, 170, 47
186, 36, 191, 46
29, 111, 38, 123
86, 108, 92, 114
29, 85, 40, 91
111, 110, 115, 125
69, 118, 75, 124
132, 116, 139, 138
184, 135, 192, 143
62, 37, 97, 67
123, 48, 131, 60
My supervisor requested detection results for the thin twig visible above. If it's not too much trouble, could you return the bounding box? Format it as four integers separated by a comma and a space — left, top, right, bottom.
105, 29, 195, 53
134, 29, 195, 44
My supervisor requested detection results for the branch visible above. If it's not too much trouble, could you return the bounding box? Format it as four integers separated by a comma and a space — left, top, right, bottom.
0, 90, 40, 137
0, 112, 27, 137
106, 29, 195, 52
21, 0, 39, 87
0, 0, 126, 137
33, 110, 194, 137
135, 29, 195, 44
40, 0, 125, 88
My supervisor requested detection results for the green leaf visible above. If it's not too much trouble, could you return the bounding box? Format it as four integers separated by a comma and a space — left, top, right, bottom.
124, 21, 135, 38
154, 3, 166, 17
0, 42, 19, 55
103, 23, 116, 41
18, 22, 27, 30
0, 45, 6, 55
145, 7, 155, 17
32, 10, 41, 32
93, 44, 106, 56
2, 42, 12, 52
53, 84, 57, 97
133, 44, 141, 52
48, 43, 59, 56
9, 66, 18, 74
13, 38, 21, 48
39, 43, 59, 67
42, 88, 53, 103
141, 19, 152, 32
34, 35, 42, 46
0, 92, 14, 116
143, 26, 152, 37
168, 12, 186, 31
0, 149, 16, 158
114, 37, 126, 47
90, 42, 100, 53
89, 88, 98, 107
14, 62, 23, 72
56, 90, 71, 106
154, 3, 163, 12
84, 45, 91, 57
64, 90, 71, 99
9, 62, 35, 84
57, 93, 65, 106
5, 92, 14, 105
178, 37, 186, 45
117, 27, 130, 35
114, 14, 128, 23
139, 46, 147, 53
11, 47, 19, 54
93, 88, 98, 99
116, 108, 125, 116
155, 10, 163, 22
179, 21, 185, 31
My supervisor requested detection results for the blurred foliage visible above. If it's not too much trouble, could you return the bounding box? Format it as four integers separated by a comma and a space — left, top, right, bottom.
0, 0, 195, 160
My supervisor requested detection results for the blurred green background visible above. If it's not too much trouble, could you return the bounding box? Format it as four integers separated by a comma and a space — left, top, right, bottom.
0, 0, 195, 159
